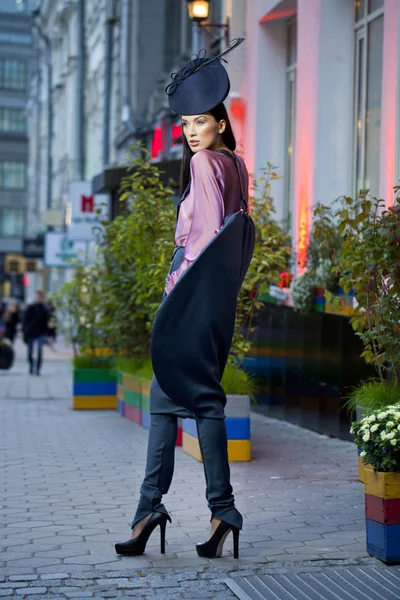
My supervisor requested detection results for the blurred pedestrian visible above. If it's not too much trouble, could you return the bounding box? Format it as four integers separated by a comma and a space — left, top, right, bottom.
115, 39, 254, 560
23, 291, 49, 376
4, 301, 20, 343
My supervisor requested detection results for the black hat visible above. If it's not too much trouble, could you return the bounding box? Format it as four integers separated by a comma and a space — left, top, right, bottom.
166, 38, 244, 115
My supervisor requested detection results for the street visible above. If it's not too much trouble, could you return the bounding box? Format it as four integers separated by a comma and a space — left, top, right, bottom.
0, 338, 388, 599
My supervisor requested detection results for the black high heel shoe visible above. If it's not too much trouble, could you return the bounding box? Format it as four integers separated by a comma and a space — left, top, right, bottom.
196, 520, 240, 559
115, 512, 171, 556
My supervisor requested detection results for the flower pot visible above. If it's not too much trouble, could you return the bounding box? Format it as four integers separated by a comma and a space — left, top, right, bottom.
364, 466, 400, 564
73, 368, 117, 410
182, 395, 251, 462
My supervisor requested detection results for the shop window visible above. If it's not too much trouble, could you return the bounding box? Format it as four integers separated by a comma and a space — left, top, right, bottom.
0, 161, 26, 189
353, 1, 384, 197
0, 58, 27, 91
284, 18, 297, 225
0, 107, 26, 132
0, 208, 24, 237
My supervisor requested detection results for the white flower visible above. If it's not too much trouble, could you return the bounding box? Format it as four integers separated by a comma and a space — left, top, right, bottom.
391, 439, 397, 446
350, 426, 354, 434
394, 412, 400, 419
370, 424, 379, 433
367, 415, 376, 423
378, 412, 388, 420
386, 432, 395, 440
381, 432, 387, 441
363, 432, 370, 442
360, 451, 367, 458
387, 421, 395, 429
397, 425, 400, 432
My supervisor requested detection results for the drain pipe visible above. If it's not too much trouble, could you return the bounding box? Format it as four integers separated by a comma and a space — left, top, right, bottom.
120, 0, 136, 134
76, 0, 85, 179
103, 0, 118, 167
32, 10, 52, 210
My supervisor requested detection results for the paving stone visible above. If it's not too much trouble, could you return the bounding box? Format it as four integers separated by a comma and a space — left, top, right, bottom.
15, 587, 47, 595
0, 350, 396, 595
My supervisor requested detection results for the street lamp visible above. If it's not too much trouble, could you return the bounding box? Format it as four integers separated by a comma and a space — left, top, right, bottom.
187, 1, 210, 21
186, 0, 230, 49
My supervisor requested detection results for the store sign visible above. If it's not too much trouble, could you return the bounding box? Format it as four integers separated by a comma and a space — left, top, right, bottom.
23, 237, 44, 259
44, 233, 88, 268
67, 181, 109, 240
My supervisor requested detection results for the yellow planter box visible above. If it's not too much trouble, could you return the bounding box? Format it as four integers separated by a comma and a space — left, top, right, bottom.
182, 433, 251, 462
364, 467, 400, 499
73, 395, 117, 410
358, 457, 374, 483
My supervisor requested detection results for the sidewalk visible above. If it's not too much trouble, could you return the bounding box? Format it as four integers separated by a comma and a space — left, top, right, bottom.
0, 344, 387, 598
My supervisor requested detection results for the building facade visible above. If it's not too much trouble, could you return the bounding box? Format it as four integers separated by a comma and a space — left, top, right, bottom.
26, 0, 227, 296
28, 0, 397, 292
224, 0, 399, 269
0, 0, 37, 300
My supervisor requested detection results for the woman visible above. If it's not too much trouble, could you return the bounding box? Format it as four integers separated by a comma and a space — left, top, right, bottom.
115, 39, 255, 560
4, 301, 20, 344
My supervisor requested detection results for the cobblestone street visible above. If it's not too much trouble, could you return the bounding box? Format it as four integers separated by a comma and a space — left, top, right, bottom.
0, 338, 390, 598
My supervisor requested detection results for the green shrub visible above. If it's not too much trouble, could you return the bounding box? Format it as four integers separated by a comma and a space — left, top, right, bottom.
73, 356, 115, 370
345, 379, 400, 416
222, 364, 257, 399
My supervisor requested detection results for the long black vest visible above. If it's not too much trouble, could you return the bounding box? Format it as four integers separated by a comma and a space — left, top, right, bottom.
150, 151, 255, 418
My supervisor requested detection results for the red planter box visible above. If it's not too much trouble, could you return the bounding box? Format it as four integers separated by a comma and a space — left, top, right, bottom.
365, 494, 400, 525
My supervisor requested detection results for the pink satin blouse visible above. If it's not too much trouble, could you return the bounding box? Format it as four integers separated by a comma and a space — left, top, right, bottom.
165, 149, 249, 294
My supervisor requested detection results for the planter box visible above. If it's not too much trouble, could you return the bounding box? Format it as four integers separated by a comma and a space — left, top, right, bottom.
118, 371, 182, 446
73, 368, 117, 410
182, 395, 251, 462
244, 304, 375, 441
364, 466, 400, 564
123, 373, 142, 425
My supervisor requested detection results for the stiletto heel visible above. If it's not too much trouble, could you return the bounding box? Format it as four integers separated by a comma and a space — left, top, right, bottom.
115, 512, 171, 556
196, 520, 240, 559
232, 527, 239, 559
160, 518, 166, 554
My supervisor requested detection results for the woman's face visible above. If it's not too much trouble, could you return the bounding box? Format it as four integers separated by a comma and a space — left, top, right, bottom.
181, 113, 225, 153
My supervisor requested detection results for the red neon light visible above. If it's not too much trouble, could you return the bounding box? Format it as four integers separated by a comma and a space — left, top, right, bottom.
259, 9, 297, 23
230, 97, 246, 121
151, 126, 162, 159
172, 124, 181, 145
22, 275, 29, 287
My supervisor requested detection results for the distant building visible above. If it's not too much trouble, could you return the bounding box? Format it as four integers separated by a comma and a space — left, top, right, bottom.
0, 0, 37, 300
27, 0, 226, 296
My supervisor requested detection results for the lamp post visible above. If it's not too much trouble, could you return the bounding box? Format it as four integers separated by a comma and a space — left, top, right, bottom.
186, 0, 230, 53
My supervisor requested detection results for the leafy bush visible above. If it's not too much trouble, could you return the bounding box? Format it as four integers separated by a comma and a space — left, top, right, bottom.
91, 145, 176, 361
53, 263, 107, 357
290, 270, 316, 314
222, 364, 257, 398
73, 356, 115, 369
351, 403, 400, 472
116, 357, 153, 379
314, 191, 400, 384
344, 379, 400, 417
230, 163, 291, 364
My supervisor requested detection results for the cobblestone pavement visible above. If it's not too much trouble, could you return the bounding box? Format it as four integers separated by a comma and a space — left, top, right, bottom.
0, 342, 388, 598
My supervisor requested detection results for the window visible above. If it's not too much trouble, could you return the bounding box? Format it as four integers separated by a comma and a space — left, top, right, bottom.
0, 161, 26, 189
0, 59, 27, 91
0, 208, 24, 237
284, 18, 297, 224
0, 107, 26, 132
0, 32, 32, 44
354, 0, 384, 197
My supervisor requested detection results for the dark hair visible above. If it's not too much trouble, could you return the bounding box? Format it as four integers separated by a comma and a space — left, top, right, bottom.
180, 103, 236, 195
